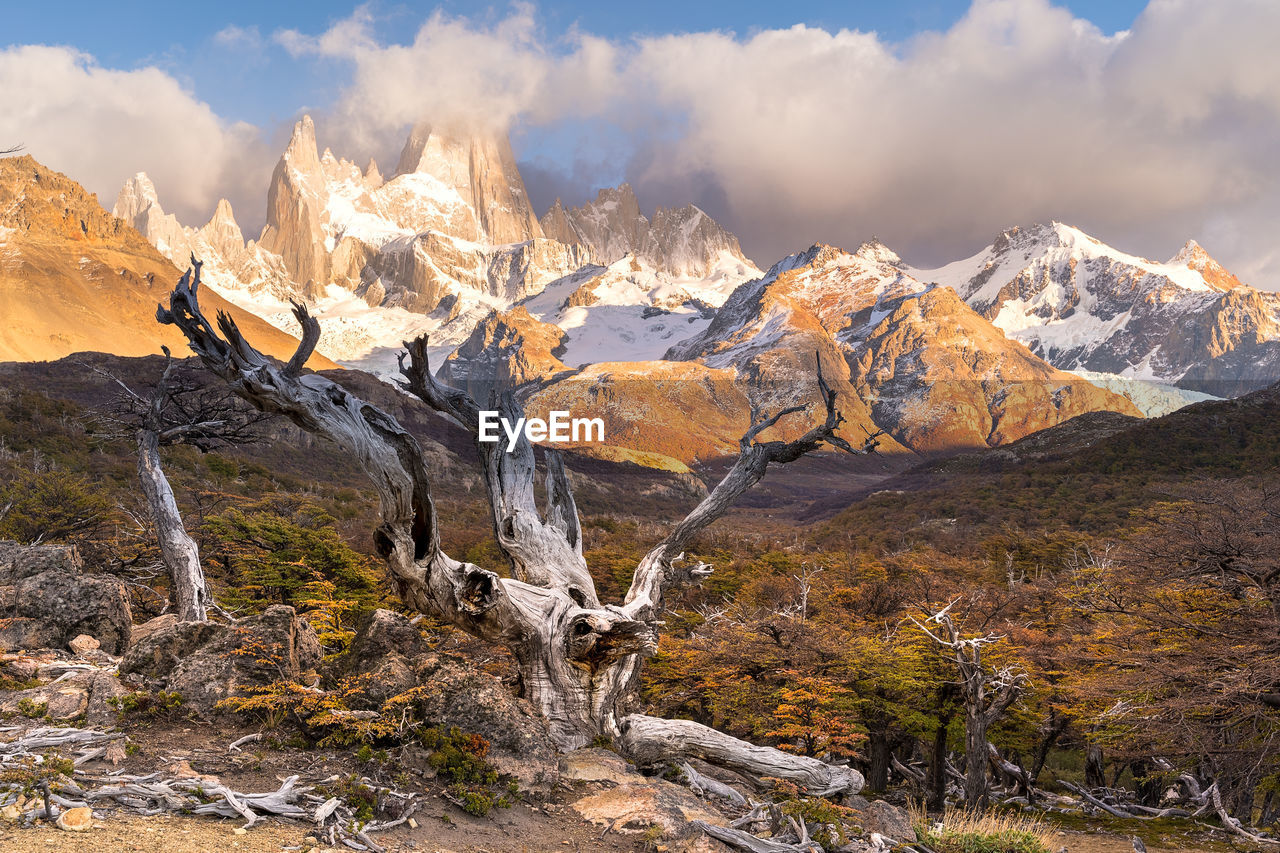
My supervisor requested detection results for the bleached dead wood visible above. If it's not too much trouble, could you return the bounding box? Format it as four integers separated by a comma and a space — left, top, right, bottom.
913, 607, 1025, 808
1058, 780, 1140, 819
159, 260, 874, 790
891, 755, 925, 784
228, 732, 264, 752
0, 727, 122, 758
692, 819, 825, 853
134, 352, 207, 621
314, 795, 342, 824
1208, 782, 1280, 845
680, 760, 748, 805
621, 715, 864, 796
89, 347, 262, 622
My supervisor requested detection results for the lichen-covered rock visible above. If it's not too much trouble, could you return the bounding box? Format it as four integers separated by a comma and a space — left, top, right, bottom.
119, 605, 320, 717
0, 617, 61, 652
324, 609, 425, 706
321, 613, 556, 786
12, 571, 131, 654
128, 613, 178, 649
55, 806, 93, 832
361, 656, 418, 707
408, 652, 560, 790
0, 542, 83, 583
859, 800, 913, 840
339, 609, 428, 673
571, 776, 727, 838
68, 634, 100, 655
0, 654, 40, 681
561, 748, 637, 785
85, 670, 129, 727
0, 669, 125, 724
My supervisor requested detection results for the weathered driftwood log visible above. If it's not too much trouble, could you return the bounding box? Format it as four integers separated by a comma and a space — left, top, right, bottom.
680, 760, 748, 805
693, 818, 825, 853
0, 726, 122, 758
1057, 780, 1139, 819
891, 755, 925, 785
622, 715, 865, 796
158, 259, 875, 792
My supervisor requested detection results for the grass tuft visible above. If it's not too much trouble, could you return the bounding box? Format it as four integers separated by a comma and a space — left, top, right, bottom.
911, 802, 1058, 853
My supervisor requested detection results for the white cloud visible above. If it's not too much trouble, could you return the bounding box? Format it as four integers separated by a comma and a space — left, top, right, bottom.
213, 25, 265, 52
4, 1, 1278, 288
621, 0, 1280, 280
275, 4, 620, 151
281, 0, 1280, 286
0, 44, 267, 231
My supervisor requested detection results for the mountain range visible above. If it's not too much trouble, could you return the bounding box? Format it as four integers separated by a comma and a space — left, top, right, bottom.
1, 113, 1274, 470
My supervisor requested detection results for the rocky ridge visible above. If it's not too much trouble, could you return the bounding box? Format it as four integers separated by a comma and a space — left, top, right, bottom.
661, 241, 1138, 454
540, 183, 755, 278
0, 155, 333, 366
908, 221, 1280, 397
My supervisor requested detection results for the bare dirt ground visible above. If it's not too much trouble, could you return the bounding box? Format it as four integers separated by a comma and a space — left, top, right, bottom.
0, 802, 649, 852
0, 717, 648, 853
2, 814, 1232, 853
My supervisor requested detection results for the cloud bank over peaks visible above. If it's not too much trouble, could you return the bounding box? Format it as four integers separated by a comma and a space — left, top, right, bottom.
0, 44, 271, 232
2, 0, 1278, 289
282, 0, 1280, 287
275, 5, 623, 150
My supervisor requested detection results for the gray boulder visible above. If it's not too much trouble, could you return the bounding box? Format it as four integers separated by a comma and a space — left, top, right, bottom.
307, 609, 558, 788
326, 609, 426, 705
0, 669, 127, 724
860, 800, 913, 841
344, 609, 428, 668
0, 542, 83, 582
120, 605, 321, 717
408, 652, 560, 789
0, 618, 61, 652
12, 571, 131, 654
0, 542, 132, 654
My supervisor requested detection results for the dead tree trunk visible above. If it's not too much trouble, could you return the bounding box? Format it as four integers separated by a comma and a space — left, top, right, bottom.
93, 348, 262, 621
1030, 709, 1067, 784
1084, 742, 1106, 788
914, 606, 1025, 810
158, 259, 876, 794
137, 424, 206, 621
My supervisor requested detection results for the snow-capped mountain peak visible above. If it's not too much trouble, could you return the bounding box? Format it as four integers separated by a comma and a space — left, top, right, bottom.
114, 114, 760, 377
540, 184, 758, 280
907, 222, 1280, 396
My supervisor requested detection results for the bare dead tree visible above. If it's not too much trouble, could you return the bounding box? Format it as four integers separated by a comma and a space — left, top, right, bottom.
913, 603, 1026, 809
90, 348, 268, 621
158, 258, 882, 794
0, 144, 22, 156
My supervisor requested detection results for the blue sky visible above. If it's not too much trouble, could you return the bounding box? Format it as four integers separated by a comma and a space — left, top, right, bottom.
3, 1, 1276, 287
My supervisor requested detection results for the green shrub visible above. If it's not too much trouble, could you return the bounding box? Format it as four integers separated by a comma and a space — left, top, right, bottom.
109, 690, 185, 722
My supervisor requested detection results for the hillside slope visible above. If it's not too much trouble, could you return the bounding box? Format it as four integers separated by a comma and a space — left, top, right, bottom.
816, 379, 1280, 541
0, 156, 335, 368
